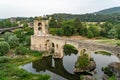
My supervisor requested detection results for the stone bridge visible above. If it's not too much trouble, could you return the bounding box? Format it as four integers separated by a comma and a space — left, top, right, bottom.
31, 35, 120, 58
31, 19, 120, 58
0, 26, 23, 34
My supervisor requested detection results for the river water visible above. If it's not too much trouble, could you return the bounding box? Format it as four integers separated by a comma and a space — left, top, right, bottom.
21, 52, 120, 80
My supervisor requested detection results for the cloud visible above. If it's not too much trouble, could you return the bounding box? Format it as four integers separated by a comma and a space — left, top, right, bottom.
0, 0, 120, 18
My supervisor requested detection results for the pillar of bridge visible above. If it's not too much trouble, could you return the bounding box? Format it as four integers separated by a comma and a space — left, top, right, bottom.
46, 42, 52, 52
53, 44, 63, 58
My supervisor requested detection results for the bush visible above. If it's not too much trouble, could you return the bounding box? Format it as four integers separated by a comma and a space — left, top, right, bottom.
86, 29, 94, 38
0, 41, 10, 56
102, 67, 113, 77
0, 56, 10, 63
7, 35, 19, 48
78, 54, 90, 69
0, 38, 5, 41
15, 45, 28, 55
63, 44, 78, 55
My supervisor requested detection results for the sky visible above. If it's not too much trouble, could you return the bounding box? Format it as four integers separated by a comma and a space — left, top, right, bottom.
0, 0, 120, 18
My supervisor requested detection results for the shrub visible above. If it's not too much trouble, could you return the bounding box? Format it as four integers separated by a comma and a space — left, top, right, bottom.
2, 32, 14, 41
0, 38, 5, 41
63, 44, 78, 55
0, 41, 10, 56
78, 54, 90, 69
15, 45, 28, 55
7, 35, 19, 48
0, 56, 10, 63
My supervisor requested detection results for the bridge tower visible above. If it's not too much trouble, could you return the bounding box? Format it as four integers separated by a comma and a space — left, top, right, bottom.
34, 17, 49, 36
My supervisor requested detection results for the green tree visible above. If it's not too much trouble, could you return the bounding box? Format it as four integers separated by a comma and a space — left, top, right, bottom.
73, 18, 83, 34
0, 41, 10, 56
116, 28, 120, 39
62, 20, 74, 36
23, 23, 28, 27
15, 45, 28, 55
49, 17, 57, 28
86, 29, 94, 38
62, 24, 74, 36
14, 29, 25, 42
89, 26, 100, 37
2, 32, 19, 48
108, 28, 116, 38
56, 29, 63, 36
2, 32, 14, 41
7, 35, 19, 48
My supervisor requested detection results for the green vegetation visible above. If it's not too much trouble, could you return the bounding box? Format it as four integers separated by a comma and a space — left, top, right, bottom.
0, 53, 50, 80
2, 32, 19, 48
0, 19, 18, 28
63, 44, 78, 55
78, 54, 90, 69
0, 27, 50, 80
95, 51, 111, 56
96, 7, 120, 14
0, 41, 10, 56
49, 15, 120, 39
50, 12, 120, 22
96, 39, 120, 46
102, 67, 117, 80
77, 50, 90, 69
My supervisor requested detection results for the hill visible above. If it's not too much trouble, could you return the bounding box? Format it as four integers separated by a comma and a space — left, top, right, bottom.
95, 6, 120, 14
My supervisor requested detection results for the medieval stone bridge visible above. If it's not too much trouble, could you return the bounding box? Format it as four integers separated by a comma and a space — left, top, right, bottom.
31, 19, 120, 59
31, 35, 120, 58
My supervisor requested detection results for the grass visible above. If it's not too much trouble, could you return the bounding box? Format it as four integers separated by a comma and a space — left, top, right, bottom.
96, 39, 120, 46
95, 51, 111, 56
0, 51, 50, 80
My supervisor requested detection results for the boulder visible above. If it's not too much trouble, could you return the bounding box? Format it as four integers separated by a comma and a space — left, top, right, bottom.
74, 60, 96, 73
81, 75, 95, 80
108, 62, 120, 77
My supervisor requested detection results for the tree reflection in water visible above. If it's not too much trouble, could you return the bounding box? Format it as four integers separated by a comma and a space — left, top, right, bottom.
32, 55, 91, 80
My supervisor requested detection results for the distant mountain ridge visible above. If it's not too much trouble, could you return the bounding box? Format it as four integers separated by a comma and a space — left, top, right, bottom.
95, 6, 120, 14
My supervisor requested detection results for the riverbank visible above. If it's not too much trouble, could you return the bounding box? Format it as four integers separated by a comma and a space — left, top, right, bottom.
0, 51, 50, 80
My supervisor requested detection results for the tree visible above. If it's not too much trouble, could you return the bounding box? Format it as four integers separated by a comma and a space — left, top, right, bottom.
62, 24, 74, 36
89, 26, 100, 37
49, 17, 57, 28
2, 32, 19, 48
7, 35, 19, 48
116, 28, 120, 39
0, 41, 10, 56
2, 32, 14, 41
86, 29, 94, 38
23, 23, 28, 27
73, 18, 83, 34
108, 28, 116, 38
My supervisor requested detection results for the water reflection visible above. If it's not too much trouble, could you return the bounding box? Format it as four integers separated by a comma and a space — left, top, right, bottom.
91, 52, 120, 79
32, 56, 80, 80
22, 51, 120, 80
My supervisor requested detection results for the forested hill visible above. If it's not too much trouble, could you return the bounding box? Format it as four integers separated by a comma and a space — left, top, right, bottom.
50, 13, 120, 22
95, 7, 120, 14
49, 7, 120, 22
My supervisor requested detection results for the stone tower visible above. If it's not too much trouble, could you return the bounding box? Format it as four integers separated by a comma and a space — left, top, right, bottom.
34, 18, 49, 36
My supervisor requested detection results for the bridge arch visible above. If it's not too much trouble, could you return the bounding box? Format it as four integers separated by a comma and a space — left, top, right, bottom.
63, 44, 78, 56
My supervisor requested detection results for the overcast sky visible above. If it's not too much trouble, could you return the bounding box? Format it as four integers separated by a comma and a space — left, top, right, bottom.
0, 0, 120, 18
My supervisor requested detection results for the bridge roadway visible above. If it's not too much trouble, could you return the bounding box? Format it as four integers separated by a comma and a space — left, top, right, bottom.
31, 35, 120, 59
0, 26, 23, 33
